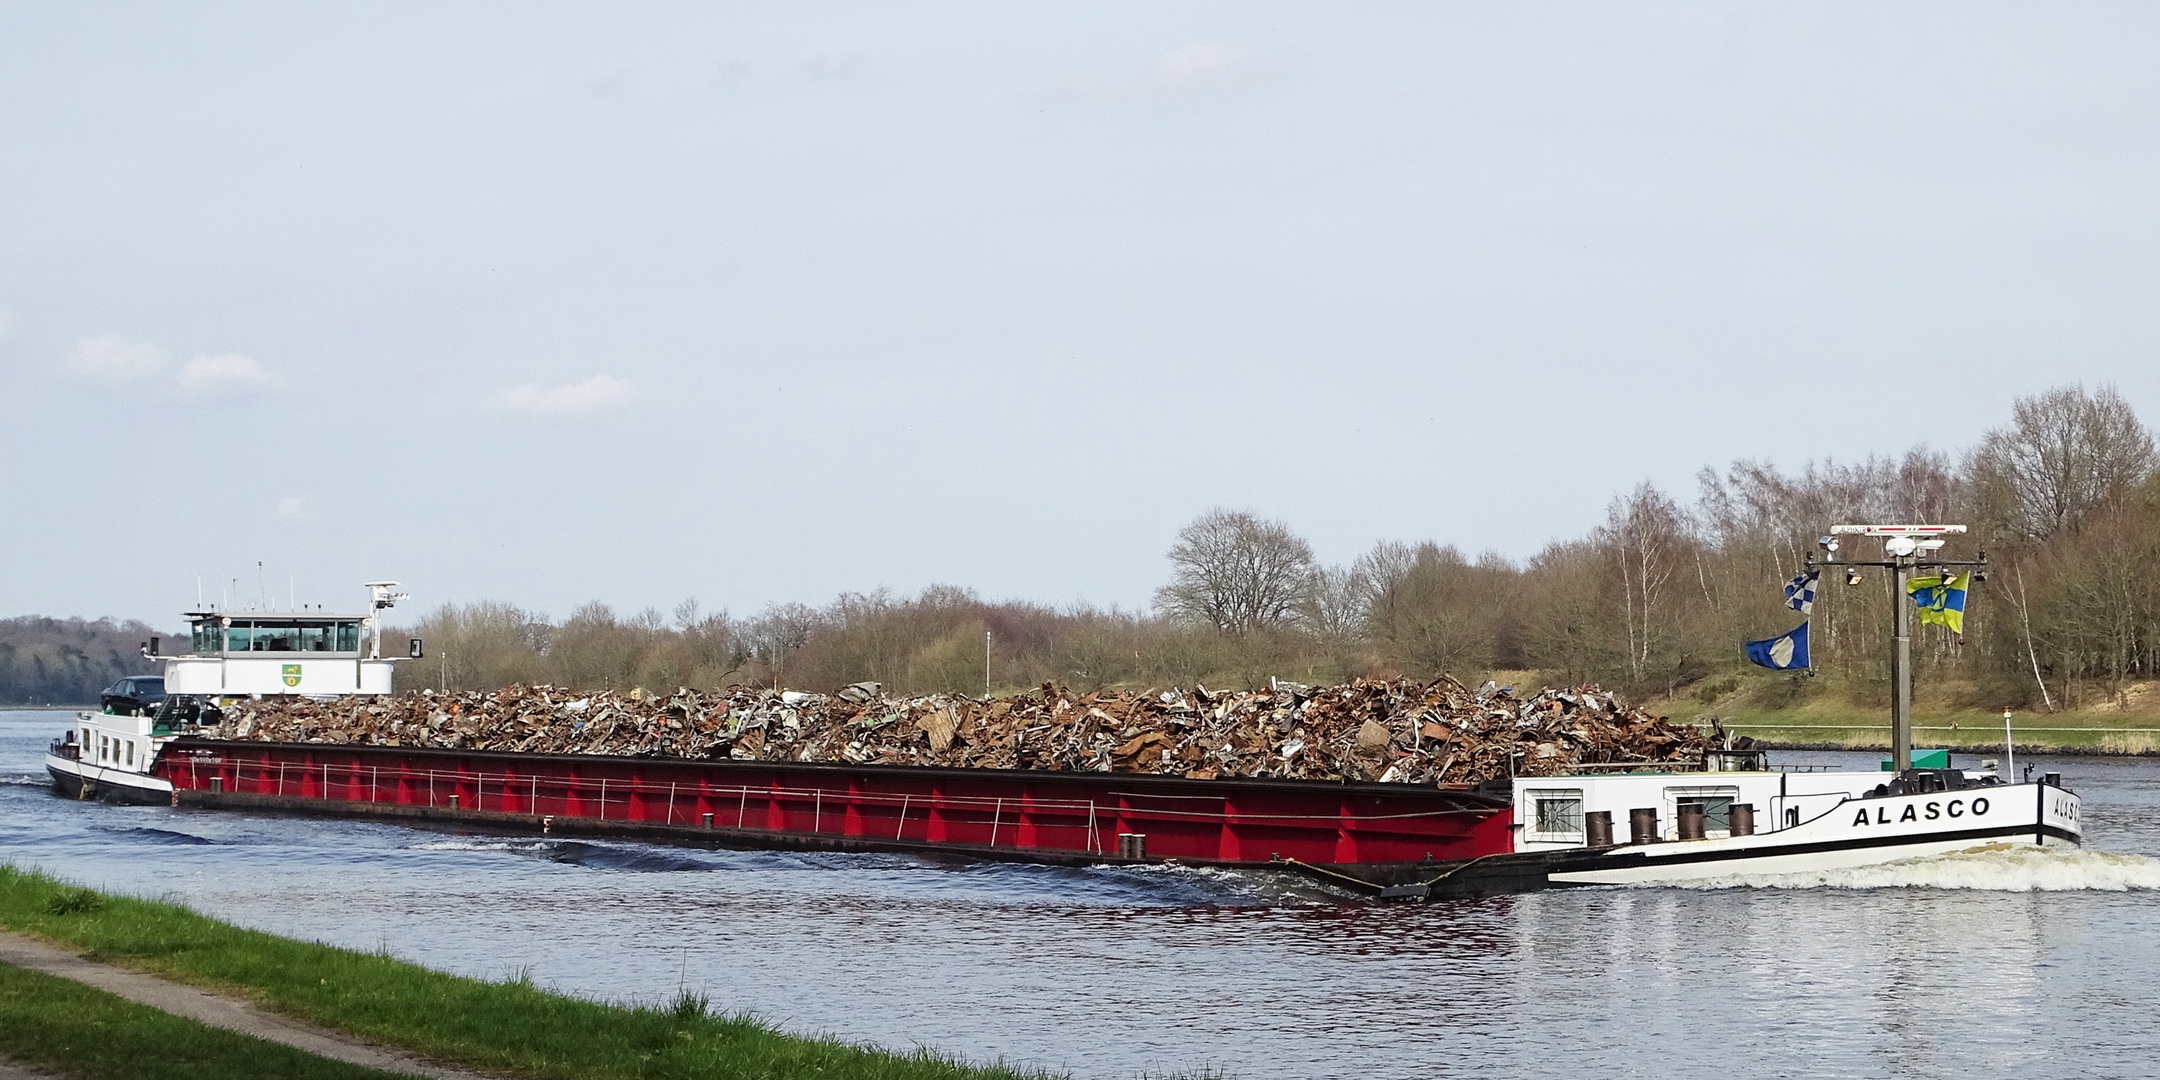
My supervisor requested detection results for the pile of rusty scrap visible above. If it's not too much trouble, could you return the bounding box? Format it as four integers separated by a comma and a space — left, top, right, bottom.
207, 676, 1717, 785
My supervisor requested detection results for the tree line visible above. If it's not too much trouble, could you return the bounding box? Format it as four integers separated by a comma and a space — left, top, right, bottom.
6, 385, 2151, 711
400, 385, 2157, 712
0, 617, 167, 705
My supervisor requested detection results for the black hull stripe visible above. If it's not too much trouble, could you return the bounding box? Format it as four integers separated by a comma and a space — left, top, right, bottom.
1553, 823, 2079, 874
45, 765, 173, 807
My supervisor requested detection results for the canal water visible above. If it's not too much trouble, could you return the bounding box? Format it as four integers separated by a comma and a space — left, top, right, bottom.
5, 709, 2158, 1079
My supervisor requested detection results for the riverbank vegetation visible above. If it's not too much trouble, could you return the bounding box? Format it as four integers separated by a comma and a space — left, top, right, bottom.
0, 867, 1059, 1080
0, 616, 170, 707
400, 386, 2159, 720
8, 385, 2155, 723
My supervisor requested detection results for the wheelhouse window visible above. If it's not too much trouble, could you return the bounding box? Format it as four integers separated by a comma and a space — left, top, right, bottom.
1526, 789, 1586, 843
218, 620, 356, 653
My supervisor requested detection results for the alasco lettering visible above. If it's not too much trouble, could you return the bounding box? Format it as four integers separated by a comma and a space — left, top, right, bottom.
1852, 797, 1990, 826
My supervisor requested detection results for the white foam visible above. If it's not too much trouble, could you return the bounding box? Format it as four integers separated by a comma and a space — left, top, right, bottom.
410, 839, 550, 854
1639, 843, 2160, 892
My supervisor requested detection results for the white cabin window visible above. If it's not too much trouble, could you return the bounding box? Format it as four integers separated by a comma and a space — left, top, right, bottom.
125, 741, 135, 767
1666, 786, 1741, 839
1526, 789, 1586, 843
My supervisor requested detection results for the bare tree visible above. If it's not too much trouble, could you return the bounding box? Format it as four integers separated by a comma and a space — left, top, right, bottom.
1297, 563, 1368, 642
1967, 384, 2157, 540
1154, 509, 1317, 634
1350, 540, 1420, 633
1599, 482, 1691, 683
743, 602, 821, 667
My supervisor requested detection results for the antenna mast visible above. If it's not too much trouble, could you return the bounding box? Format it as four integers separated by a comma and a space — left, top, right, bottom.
1813, 525, 1985, 772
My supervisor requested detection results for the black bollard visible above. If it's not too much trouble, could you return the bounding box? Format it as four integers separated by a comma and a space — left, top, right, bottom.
1629, 807, 1659, 845
1729, 803, 1755, 837
1677, 805, 1707, 841
1584, 810, 1613, 847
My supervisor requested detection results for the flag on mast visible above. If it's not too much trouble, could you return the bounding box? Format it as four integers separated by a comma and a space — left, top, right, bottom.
1783, 570, 1819, 614
1907, 573, 1969, 634
1744, 621, 1810, 670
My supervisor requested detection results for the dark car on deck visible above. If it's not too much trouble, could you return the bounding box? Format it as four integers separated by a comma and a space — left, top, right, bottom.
100, 676, 166, 716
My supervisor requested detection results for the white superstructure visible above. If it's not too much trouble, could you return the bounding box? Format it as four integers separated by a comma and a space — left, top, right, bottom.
1512, 752, 2081, 885
46, 581, 413, 804
160, 581, 410, 696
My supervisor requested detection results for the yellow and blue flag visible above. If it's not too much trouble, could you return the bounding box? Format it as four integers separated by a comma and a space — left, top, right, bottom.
1906, 573, 1968, 635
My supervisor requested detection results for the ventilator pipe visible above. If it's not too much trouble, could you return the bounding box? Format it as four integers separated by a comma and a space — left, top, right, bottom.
1677, 805, 1707, 841
1584, 810, 1613, 848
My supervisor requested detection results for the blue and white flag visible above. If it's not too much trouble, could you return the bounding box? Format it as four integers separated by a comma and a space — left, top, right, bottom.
1744, 621, 1811, 671
1783, 570, 1819, 615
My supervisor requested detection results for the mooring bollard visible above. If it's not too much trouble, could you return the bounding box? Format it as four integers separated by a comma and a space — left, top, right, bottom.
1677, 805, 1707, 841
1729, 803, 1755, 837
1629, 808, 1659, 845
1584, 810, 1613, 847
208, 776, 224, 793
1117, 832, 1148, 859
448, 794, 460, 809
702, 812, 715, 828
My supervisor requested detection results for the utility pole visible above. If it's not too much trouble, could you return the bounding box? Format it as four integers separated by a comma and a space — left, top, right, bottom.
985, 631, 992, 698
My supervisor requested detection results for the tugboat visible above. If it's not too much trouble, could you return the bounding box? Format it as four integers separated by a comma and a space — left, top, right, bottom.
1501, 524, 2080, 889
44, 582, 414, 804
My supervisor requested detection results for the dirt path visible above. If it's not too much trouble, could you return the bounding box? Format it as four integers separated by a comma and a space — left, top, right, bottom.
0, 932, 494, 1080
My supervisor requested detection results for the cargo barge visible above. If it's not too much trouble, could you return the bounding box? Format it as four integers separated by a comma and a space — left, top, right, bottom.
49, 561, 2083, 897
151, 739, 1522, 883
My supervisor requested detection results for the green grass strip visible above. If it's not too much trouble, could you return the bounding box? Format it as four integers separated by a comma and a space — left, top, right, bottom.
0, 869, 1059, 1080
0, 958, 411, 1080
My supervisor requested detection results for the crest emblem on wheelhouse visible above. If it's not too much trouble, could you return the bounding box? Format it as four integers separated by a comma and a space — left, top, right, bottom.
281, 664, 302, 687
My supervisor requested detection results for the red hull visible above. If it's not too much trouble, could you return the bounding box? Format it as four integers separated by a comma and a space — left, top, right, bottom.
154, 739, 1514, 867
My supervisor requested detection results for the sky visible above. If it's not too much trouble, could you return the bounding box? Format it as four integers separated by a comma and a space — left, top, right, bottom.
4, 2, 2159, 627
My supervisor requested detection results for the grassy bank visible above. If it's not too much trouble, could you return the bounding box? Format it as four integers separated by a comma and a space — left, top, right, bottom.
0, 958, 413, 1080
0, 869, 1059, 1080
1650, 677, 2160, 754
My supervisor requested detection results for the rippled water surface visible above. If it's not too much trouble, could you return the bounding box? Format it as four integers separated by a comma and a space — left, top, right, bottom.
6, 709, 2159, 1079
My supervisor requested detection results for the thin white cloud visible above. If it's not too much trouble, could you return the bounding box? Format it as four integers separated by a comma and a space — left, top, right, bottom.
65, 336, 275, 396
496, 375, 635, 416
177, 352, 273, 395
68, 335, 171, 384
1155, 45, 1275, 92
801, 54, 867, 83
1048, 44, 1292, 102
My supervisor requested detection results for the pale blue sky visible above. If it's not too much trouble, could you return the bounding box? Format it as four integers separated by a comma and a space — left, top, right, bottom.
5, 3, 2158, 625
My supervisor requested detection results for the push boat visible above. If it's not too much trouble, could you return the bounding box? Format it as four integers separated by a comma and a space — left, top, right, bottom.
50, 534, 2082, 896
45, 582, 413, 805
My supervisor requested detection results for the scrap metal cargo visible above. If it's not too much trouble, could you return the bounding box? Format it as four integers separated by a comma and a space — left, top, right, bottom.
204, 676, 1719, 784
